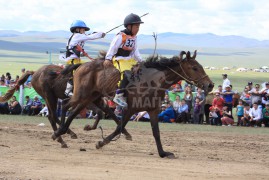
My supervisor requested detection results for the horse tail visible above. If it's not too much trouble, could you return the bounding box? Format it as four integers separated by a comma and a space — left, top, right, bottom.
61, 64, 81, 75
0, 71, 34, 102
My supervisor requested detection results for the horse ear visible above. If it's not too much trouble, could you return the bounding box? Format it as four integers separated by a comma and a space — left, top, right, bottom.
186, 51, 191, 60
192, 50, 197, 59
179, 51, 186, 61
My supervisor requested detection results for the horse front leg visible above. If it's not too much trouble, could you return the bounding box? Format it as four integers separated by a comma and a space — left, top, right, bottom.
53, 104, 85, 139
149, 109, 176, 158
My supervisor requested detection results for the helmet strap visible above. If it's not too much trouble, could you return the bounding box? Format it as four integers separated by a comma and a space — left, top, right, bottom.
126, 24, 133, 36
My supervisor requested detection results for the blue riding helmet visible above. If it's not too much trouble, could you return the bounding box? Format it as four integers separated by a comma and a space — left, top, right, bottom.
70, 20, 90, 32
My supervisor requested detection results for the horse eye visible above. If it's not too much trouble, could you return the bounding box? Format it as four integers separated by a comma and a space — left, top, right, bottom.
192, 66, 198, 71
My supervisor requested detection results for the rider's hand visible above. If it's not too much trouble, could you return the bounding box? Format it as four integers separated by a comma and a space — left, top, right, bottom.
101, 33, 106, 38
103, 60, 113, 67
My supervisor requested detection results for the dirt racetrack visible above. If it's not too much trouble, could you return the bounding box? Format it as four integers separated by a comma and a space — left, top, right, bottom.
0, 119, 269, 180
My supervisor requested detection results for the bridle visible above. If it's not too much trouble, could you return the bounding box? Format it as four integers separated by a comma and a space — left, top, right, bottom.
166, 61, 208, 88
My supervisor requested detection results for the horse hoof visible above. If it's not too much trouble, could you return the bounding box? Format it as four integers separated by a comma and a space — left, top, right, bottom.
70, 134, 78, 139
96, 141, 103, 149
161, 152, 176, 159
51, 133, 57, 141
125, 135, 132, 141
84, 124, 92, 131
61, 144, 68, 148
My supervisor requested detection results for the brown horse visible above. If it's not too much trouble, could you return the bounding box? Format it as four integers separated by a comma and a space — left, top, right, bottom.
0, 62, 131, 148
53, 50, 214, 158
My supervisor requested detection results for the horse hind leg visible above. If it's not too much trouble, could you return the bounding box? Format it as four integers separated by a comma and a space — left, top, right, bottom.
45, 96, 68, 148
96, 109, 133, 149
94, 98, 132, 140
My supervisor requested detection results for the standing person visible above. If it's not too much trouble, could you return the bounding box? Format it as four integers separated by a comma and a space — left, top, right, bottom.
64, 20, 106, 97
222, 85, 234, 113
247, 82, 254, 91
261, 82, 269, 107
193, 98, 201, 124
103, 13, 144, 107
236, 99, 244, 126
248, 84, 262, 107
222, 74, 230, 89
184, 86, 193, 117
173, 95, 181, 112
194, 87, 205, 124
240, 87, 251, 106
214, 85, 224, 98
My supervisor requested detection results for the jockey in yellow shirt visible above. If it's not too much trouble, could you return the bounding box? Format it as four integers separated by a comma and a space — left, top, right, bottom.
103, 13, 144, 107
64, 20, 105, 96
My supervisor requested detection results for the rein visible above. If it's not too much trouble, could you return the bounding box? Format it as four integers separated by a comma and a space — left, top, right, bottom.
166, 63, 208, 87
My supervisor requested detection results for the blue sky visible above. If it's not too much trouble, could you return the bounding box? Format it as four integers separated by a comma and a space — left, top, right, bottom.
0, 0, 268, 40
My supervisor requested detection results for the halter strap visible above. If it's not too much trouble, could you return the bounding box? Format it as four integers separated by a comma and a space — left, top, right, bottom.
166, 65, 208, 87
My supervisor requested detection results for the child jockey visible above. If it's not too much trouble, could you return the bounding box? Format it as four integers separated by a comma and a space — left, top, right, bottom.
103, 13, 144, 107
65, 20, 105, 97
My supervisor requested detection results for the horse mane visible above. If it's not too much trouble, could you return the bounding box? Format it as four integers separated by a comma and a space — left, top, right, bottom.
143, 55, 180, 70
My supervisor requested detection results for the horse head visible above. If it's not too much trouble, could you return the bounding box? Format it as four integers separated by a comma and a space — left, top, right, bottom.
177, 50, 214, 94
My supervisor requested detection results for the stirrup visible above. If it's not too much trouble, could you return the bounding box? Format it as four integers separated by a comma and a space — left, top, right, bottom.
113, 97, 127, 108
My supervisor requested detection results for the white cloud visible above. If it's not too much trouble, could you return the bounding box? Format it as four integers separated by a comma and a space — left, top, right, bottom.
0, 0, 268, 40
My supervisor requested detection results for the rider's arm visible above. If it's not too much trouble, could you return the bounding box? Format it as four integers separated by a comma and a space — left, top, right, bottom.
70, 33, 104, 45
105, 34, 123, 60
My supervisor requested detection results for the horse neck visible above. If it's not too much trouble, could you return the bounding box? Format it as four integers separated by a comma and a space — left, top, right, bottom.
161, 65, 184, 89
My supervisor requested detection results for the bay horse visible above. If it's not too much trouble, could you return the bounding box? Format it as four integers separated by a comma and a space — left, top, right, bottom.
0, 62, 131, 148
53, 50, 214, 158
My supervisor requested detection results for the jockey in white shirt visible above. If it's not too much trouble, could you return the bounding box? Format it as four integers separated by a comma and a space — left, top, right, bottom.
64, 20, 105, 97
103, 13, 144, 107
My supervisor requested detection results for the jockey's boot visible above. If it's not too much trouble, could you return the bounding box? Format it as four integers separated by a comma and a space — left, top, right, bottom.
64, 82, 73, 97
113, 93, 128, 108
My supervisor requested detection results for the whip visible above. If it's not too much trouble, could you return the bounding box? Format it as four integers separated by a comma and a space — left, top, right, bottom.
106, 13, 149, 34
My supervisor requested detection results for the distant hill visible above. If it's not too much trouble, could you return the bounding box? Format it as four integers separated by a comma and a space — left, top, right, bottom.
0, 30, 268, 68
0, 30, 269, 49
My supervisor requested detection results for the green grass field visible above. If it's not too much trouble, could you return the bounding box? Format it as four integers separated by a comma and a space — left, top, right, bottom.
0, 114, 268, 135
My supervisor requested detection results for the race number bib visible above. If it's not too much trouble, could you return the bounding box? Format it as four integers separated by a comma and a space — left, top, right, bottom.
122, 36, 136, 51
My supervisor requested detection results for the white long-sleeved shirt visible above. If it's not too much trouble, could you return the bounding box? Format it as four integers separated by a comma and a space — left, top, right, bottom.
249, 107, 262, 120
222, 78, 230, 89
66, 32, 104, 61
105, 33, 143, 62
